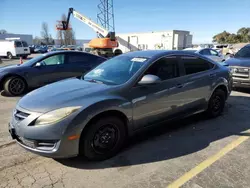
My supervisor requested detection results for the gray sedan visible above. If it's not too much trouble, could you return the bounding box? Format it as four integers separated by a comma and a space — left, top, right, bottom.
184, 48, 225, 62
9, 50, 232, 161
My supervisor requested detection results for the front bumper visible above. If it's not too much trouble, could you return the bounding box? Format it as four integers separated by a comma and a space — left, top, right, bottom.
8, 106, 81, 158
230, 66, 250, 88
232, 78, 250, 88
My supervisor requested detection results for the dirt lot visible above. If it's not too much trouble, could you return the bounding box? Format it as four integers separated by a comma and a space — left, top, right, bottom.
0, 56, 250, 188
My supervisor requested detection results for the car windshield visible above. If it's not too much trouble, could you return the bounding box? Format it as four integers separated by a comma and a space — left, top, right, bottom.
83, 55, 149, 85
235, 46, 250, 58
21, 54, 46, 66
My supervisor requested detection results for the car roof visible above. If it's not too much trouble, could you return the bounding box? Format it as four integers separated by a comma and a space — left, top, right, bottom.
122, 50, 203, 59
43, 50, 107, 59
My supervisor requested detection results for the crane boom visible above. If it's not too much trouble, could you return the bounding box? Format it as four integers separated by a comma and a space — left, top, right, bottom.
64, 8, 109, 38
58, 7, 120, 58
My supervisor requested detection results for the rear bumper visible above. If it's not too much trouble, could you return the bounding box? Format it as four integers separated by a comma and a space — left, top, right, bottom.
16, 53, 30, 57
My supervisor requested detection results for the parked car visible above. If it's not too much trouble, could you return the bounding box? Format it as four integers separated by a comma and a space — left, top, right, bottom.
0, 40, 30, 59
225, 44, 250, 89
34, 46, 48, 53
29, 45, 36, 53
0, 51, 106, 96
184, 48, 225, 62
8, 50, 232, 161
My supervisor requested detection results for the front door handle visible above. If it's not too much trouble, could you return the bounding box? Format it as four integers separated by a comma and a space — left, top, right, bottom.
209, 73, 216, 78
176, 83, 183, 88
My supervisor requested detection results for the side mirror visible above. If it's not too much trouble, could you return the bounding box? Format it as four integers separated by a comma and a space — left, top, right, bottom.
138, 74, 161, 85
35, 62, 43, 67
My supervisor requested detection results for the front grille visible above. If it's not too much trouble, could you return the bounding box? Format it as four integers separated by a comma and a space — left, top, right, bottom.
14, 109, 30, 121
232, 67, 249, 78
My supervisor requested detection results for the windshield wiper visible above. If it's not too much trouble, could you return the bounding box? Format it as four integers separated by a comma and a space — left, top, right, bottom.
85, 79, 103, 84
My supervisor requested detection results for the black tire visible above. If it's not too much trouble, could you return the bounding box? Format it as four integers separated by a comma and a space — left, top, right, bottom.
114, 49, 122, 56
22, 55, 28, 59
206, 89, 226, 118
7, 52, 13, 60
3, 76, 27, 96
80, 116, 127, 161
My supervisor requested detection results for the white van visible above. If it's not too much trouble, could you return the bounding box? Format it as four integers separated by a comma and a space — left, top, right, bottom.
0, 40, 30, 59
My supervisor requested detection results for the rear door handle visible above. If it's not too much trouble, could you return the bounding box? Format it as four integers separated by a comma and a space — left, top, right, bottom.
176, 83, 183, 88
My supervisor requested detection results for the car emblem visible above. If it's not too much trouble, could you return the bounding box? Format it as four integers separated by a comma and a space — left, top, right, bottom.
234, 68, 238, 73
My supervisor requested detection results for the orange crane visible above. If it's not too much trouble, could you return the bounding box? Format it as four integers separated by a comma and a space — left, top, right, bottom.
56, 8, 122, 57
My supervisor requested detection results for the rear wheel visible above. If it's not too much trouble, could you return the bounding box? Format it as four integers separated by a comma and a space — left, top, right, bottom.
80, 116, 126, 161
206, 89, 226, 118
3, 76, 27, 96
7, 52, 13, 60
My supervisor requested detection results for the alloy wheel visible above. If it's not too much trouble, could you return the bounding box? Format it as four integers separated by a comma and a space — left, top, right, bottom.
9, 78, 25, 95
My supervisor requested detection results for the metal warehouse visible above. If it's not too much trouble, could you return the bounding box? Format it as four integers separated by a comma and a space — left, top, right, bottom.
116, 30, 193, 53
0, 33, 33, 45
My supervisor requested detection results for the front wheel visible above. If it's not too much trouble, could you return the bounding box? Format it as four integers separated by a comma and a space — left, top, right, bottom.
3, 76, 27, 96
206, 89, 226, 118
80, 116, 127, 161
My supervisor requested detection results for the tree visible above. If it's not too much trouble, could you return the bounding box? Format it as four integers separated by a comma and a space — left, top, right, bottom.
0, 29, 7, 34
41, 22, 50, 45
56, 14, 76, 45
33, 36, 42, 45
237, 27, 250, 43
213, 27, 250, 44
212, 31, 231, 43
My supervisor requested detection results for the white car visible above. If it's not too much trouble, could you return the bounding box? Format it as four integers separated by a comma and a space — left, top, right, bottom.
183, 48, 225, 62
0, 40, 30, 59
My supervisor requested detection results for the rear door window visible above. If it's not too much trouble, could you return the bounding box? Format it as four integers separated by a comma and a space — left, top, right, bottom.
181, 56, 213, 75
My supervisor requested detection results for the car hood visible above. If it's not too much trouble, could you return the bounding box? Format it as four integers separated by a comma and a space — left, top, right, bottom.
225, 58, 250, 67
0, 64, 21, 72
18, 78, 113, 113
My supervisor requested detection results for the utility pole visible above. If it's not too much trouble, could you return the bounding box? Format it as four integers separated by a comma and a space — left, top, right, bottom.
97, 0, 115, 32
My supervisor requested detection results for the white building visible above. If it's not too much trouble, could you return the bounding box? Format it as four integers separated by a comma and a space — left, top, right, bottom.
116, 30, 193, 53
0, 34, 33, 45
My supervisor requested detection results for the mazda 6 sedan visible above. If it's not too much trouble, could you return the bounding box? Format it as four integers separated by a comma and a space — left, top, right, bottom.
9, 50, 232, 161
0, 51, 106, 96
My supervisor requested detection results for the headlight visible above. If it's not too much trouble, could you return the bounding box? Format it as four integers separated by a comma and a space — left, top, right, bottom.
35, 106, 81, 125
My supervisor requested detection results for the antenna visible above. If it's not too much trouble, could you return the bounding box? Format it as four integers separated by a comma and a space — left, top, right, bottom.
97, 0, 115, 32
